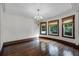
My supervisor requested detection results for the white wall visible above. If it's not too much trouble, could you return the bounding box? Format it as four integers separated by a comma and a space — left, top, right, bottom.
40, 10, 79, 45
75, 11, 79, 45
0, 4, 1, 50
1, 12, 39, 43
0, 4, 3, 50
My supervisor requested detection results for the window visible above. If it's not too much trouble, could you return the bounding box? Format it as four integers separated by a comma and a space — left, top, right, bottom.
48, 20, 59, 36
40, 22, 47, 35
62, 15, 75, 39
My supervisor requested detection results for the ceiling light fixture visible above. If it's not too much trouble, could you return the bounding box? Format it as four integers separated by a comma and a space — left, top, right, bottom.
34, 9, 43, 25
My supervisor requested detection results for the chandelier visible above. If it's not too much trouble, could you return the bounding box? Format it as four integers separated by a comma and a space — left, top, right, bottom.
34, 9, 43, 25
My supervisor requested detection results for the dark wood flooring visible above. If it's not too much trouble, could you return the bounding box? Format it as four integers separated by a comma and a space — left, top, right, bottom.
1, 38, 79, 56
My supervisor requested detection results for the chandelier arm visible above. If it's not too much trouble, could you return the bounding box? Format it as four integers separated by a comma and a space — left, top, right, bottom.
34, 9, 43, 26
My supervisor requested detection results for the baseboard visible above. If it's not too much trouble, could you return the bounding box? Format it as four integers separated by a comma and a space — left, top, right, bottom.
39, 36, 79, 50
3, 37, 36, 47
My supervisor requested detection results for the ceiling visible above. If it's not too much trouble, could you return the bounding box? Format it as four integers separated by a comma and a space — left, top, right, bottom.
4, 3, 74, 19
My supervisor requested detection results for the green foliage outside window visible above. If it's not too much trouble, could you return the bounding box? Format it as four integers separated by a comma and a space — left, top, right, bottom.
64, 22, 72, 36
50, 24, 58, 34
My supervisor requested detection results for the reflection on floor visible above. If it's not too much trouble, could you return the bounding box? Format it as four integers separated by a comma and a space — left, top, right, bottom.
2, 38, 79, 56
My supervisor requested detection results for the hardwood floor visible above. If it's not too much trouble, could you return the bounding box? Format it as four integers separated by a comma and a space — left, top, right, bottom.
1, 38, 79, 56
